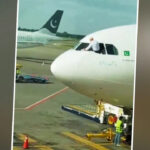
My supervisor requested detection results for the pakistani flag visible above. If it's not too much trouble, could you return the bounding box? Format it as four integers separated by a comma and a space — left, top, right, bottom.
124, 51, 130, 56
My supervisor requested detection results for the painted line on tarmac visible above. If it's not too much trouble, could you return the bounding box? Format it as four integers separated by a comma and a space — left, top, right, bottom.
18, 133, 37, 143
14, 145, 54, 150
13, 146, 20, 150
24, 87, 69, 111
98, 143, 113, 146
62, 132, 109, 150
34, 145, 54, 150
16, 134, 54, 150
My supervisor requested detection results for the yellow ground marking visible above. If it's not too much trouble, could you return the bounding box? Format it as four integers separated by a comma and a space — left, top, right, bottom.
13, 145, 54, 150
16, 134, 54, 150
67, 105, 96, 116
18, 133, 37, 143
13, 146, 22, 150
33, 145, 54, 150
97, 141, 131, 149
98, 143, 113, 146
99, 143, 131, 149
62, 132, 109, 150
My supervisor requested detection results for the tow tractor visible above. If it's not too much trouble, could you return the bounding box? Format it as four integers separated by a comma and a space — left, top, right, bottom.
16, 74, 48, 83
16, 64, 49, 83
62, 99, 132, 145
62, 100, 130, 125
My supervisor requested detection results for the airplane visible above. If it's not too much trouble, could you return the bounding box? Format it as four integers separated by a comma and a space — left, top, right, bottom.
50, 24, 137, 109
17, 10, 63, 44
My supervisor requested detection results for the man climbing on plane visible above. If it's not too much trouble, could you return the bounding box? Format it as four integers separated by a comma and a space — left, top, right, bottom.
84, 37, 100, 53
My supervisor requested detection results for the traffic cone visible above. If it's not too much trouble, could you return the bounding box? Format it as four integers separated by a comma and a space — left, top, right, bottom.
23, 135, 29, 149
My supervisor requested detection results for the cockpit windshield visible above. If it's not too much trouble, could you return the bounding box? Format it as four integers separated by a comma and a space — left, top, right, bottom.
75, 42, 118, 55
75, 43, 89, 50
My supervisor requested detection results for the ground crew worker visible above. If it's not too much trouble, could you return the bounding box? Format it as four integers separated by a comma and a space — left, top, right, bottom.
16, 68, 21, 79
114, 116, 124, 146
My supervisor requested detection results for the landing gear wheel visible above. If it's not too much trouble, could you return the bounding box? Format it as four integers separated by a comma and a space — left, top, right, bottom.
106, 137, 112, 141
18, 76, 24, 82
33, 79, 38, 83
107, 114, 117, 125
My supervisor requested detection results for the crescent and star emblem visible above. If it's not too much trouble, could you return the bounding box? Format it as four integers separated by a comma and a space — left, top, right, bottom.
50, 19, 58, 29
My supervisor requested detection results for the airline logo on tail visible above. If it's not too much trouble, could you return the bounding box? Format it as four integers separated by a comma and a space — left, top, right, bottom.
42, 10, 63, 33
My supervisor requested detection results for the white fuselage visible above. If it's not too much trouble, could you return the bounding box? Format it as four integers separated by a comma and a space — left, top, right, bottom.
17, 29, 60, 44
51, 25, 137, 108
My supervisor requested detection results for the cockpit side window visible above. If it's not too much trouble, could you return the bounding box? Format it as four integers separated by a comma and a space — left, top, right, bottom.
75, 43, 89, 51
99, 43, 106, 54
105, 44, 118, 55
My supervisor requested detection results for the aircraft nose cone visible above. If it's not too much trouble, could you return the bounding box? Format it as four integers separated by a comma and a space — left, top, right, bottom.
50, 50, 78, 81
51, 57, 65, 79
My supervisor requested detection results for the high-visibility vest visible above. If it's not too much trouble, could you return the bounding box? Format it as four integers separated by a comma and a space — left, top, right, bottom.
16, 69, 21, 75
116, 120, 123, 133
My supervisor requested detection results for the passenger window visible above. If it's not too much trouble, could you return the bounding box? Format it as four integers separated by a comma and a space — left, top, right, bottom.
75, 43, 89, 51
105, 44, 118, 55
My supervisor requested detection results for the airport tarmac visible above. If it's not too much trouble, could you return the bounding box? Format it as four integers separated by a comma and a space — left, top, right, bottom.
13, 40, 131, 150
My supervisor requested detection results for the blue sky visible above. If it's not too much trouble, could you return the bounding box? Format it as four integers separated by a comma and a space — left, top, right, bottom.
18, 0, 138, 34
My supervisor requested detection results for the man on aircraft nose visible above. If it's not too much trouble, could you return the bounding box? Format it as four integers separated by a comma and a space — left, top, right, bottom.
84, 37, 100, 53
